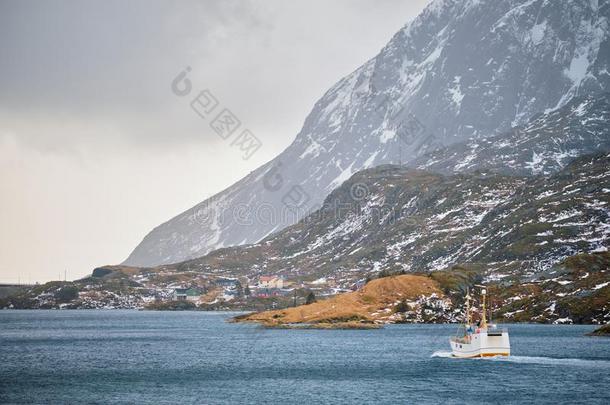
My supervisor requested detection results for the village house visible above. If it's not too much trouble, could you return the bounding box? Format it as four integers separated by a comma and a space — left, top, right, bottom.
173, 288, 201, 302
258, 275, 284, 289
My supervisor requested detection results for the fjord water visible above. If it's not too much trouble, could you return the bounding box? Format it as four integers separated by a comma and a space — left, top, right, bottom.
1, 311, 609, 404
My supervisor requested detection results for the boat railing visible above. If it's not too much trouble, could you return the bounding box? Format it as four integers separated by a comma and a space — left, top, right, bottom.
486, 327, 508, 335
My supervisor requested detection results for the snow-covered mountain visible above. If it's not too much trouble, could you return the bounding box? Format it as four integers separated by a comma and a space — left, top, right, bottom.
125, 0, 610, 267
410, 93, 610, 175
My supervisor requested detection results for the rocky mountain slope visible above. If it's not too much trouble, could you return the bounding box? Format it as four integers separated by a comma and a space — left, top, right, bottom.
125, 0, 610, 266
489, 251, 610, 324
144, 153, 608, 286
411, 93, 610, 176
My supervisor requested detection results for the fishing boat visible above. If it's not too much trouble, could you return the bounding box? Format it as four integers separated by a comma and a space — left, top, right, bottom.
450, 286, 510, 358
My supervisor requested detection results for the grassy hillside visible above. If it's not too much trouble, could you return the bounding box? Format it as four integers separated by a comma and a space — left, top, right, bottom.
235, 274, 448, 328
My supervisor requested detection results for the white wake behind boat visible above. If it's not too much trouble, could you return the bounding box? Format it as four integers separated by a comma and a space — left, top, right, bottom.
450, 287, 510, 358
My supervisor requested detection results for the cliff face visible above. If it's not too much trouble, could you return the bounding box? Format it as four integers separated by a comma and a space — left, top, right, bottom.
124, 0, 610, 267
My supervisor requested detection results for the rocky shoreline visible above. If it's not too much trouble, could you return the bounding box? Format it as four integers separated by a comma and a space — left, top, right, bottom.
587, 324, 610, 336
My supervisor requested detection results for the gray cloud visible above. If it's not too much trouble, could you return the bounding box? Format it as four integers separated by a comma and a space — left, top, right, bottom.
0, 0, 273, 150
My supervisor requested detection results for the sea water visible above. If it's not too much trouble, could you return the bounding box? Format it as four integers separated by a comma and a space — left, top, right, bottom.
1, 310, 609, 404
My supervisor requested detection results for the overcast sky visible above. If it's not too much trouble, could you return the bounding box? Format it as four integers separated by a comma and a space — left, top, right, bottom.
0, 0, 430, 283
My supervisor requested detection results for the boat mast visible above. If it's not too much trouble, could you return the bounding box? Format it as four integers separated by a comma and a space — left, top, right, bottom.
465, 288, 471, 326
489, 293, 493, 325
480, 288, 487, 329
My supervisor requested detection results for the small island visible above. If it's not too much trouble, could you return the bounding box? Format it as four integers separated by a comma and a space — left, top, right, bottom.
587, 324, 610, 336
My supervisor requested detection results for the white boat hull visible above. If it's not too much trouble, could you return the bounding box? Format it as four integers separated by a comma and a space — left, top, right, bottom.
450, 331, 510, 358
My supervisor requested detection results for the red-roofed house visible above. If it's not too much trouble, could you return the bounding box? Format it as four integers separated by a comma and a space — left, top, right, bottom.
258, 275, 284, 289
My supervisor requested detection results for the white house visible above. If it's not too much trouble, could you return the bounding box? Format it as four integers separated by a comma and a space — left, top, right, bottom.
258, 275, 284, 289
